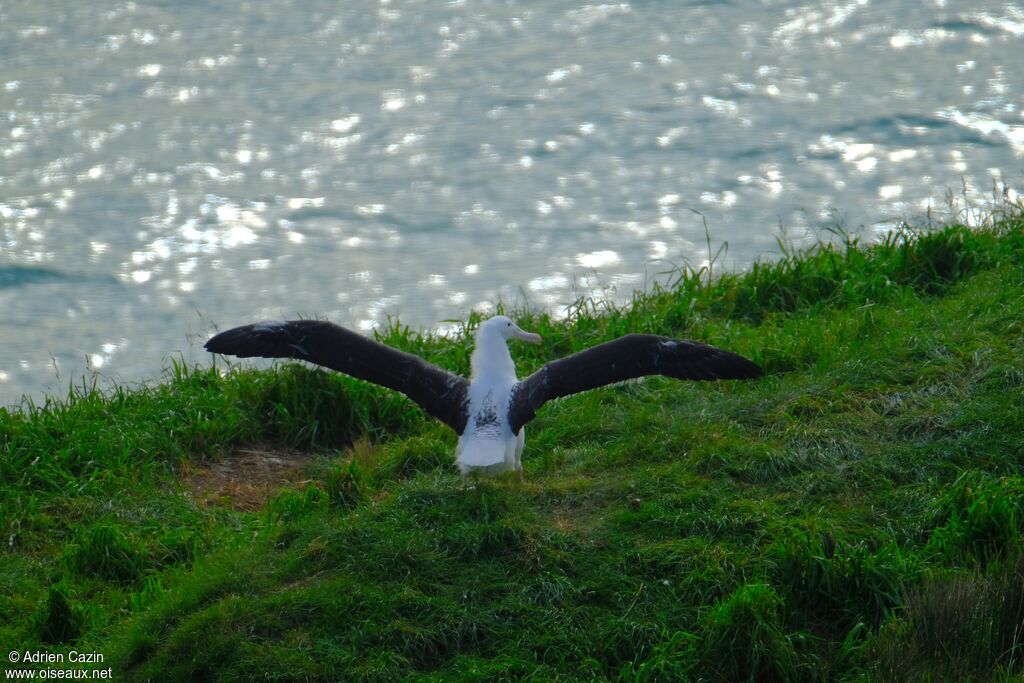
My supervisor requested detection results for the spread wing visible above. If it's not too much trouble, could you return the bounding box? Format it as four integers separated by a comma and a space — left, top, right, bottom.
507, 334, 762, 434
205, 320, 470, 434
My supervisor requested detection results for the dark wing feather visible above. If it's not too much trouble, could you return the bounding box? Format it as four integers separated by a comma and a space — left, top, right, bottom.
205, 320, 470, 434
507, 334, 762, 434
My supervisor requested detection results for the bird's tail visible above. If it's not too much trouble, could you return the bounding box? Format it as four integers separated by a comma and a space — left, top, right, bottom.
456, 437, 507, 472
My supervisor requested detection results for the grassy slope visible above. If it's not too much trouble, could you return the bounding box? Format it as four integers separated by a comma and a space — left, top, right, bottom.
2, 208, 1024, 681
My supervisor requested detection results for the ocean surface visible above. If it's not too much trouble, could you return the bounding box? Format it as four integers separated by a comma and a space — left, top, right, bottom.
1, 0, 1023, 405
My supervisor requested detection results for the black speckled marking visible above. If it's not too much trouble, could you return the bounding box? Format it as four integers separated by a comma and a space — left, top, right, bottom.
474, 394, 500, 428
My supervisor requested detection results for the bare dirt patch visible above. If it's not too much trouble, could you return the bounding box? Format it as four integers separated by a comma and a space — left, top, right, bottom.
182, 447, 314, 511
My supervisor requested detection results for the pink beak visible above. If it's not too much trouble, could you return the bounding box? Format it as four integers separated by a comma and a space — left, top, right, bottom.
512, 326, 542, 344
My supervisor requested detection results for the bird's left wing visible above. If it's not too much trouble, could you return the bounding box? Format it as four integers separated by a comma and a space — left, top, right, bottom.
507, 334, 762, 434
205, 320, 470, 434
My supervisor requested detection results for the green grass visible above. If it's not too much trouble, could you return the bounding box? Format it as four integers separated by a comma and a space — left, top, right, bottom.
3, 201, 1024, 681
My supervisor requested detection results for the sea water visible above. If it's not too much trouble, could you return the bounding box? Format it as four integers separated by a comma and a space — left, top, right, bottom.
1, 0, 1022, 404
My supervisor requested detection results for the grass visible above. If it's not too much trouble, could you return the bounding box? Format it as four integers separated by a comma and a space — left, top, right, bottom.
2, 197, 1024, 681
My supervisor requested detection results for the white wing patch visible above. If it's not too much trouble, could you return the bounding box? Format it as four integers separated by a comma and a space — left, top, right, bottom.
253, 320, 288, 332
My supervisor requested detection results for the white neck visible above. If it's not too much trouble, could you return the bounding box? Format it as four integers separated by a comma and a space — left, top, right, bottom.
470, 327, 517, 381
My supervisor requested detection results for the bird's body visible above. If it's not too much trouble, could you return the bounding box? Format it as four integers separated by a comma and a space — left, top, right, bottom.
455, 319, 540, 478
204, 315, 763, 481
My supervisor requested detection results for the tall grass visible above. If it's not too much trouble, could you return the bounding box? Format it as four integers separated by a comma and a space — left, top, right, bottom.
873, 555, 1024, 681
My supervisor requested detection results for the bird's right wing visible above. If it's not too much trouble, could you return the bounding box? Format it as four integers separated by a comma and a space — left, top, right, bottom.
205, 320, 470, 434
507, 334, 762, 434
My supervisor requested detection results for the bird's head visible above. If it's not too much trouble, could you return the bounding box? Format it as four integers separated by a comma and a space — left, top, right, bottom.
479, 315, 542, 345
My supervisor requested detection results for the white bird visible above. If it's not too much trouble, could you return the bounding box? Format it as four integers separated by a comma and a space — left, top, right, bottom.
204, 315, 763, 481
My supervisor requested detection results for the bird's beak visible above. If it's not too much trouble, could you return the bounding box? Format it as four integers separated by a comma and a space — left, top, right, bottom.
512, 325, 542, 344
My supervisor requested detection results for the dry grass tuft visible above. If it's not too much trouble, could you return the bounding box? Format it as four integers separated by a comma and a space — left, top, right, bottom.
182, 447, 313, 511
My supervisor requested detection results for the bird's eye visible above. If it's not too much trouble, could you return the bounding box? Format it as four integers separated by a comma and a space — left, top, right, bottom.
507, 322, 511, 327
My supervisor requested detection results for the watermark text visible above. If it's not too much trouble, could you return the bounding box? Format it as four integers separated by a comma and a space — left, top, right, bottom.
6, 650, 111, 680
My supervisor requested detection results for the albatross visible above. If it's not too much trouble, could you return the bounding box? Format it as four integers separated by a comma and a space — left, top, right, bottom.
204, 315, 762, 481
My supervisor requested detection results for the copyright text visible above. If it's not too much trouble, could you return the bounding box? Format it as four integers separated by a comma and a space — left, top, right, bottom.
5, 650, 111, 680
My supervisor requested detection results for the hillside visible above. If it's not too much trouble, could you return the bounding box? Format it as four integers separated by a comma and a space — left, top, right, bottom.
3, 202, 1024, 681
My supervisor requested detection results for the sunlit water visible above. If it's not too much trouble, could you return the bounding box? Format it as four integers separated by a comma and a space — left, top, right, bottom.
1, 0, 1023, 404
